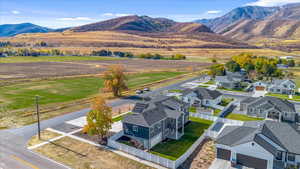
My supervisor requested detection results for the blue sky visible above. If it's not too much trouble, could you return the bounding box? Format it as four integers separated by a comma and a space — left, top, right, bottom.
1, 0, 299, 28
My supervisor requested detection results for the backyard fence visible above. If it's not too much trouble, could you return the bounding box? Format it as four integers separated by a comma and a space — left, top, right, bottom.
190, 113, 244, 126
108, 131, 176, 169
108, 130, 218, 169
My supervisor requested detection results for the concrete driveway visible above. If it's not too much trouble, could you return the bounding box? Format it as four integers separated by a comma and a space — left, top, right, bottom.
209, 159, 253, 169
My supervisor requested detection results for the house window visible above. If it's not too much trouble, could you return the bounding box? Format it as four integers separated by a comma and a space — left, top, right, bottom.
206, 100, 209, 104
276, 151, 283, 160
132, 126, 138, 132
287, 153, 295, 162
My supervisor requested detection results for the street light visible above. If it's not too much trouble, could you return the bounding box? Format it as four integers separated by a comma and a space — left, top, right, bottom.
35, 95, 41, 140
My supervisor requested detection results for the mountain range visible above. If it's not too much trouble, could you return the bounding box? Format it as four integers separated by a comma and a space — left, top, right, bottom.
196, 3, 300, 42
2, 3, 300, 50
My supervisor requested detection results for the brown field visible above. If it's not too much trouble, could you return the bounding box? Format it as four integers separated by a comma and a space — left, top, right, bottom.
0, 59, 207, 81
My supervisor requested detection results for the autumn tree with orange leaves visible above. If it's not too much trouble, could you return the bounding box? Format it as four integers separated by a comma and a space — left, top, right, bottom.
102, 65, 128, 97
83, 96, 112, 143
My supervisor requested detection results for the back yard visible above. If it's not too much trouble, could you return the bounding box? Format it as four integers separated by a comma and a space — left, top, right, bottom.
150, 117, 213, 160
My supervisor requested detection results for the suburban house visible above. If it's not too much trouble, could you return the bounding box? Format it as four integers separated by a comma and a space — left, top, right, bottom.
240, 96, 298, 123
216, 120, 300, 169
253, 81, 268, 91
215, 71, 247, 89
122, 96, 190, 149
180, 87, 222, 108
267, 79, 296, 95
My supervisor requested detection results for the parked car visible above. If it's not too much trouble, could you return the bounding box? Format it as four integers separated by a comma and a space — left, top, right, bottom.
143, 88, 150, 92
135, 90, 143, 95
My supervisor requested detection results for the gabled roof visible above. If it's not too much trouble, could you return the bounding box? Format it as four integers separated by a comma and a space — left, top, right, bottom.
241, 96, 296, 113
123, 95, 186, 127
182, 87, 222, 100
195, 87, 222, 100
217, 120, 300, 154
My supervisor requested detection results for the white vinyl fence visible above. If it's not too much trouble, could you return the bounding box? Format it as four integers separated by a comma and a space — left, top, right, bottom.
190, 113, 244, 126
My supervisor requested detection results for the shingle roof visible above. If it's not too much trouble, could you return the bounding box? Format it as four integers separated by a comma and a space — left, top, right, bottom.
217, 120, 300, 154
123, 95, 185, 127
195, 87, 222, 100
242, 96, 296, 113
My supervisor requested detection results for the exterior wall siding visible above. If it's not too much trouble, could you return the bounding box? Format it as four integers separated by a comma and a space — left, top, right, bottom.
123, 123, 150, 139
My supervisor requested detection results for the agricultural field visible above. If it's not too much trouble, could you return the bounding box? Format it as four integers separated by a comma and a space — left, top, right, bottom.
0, 71, 187, 128
0, 57, 207, 81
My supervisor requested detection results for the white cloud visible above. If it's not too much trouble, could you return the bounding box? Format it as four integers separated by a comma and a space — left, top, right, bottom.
57, 17, 93, 21
101, 13, 132, 17
246, 0, 300, 7
11, 10, 20, 14
207, 10, 222, 14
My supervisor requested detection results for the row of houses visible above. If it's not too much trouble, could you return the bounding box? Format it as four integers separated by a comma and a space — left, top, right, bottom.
120, 86, 300, 168
215, 70, 297, 95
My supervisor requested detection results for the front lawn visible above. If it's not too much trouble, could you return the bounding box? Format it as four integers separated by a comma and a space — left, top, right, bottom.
150, 117, 213, 160
112, 112, 132, 122
219, 98, 234, 107
189, 106, 197, 113
266, 93, 300, 102
168, 89, 183, 93
204, 80, 215, 85
225, 113, 263, 121
213, 109, 222, 116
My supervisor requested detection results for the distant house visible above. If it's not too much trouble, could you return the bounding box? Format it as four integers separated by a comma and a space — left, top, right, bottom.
240, 96, 298, 123
253, 81, 268, 91
267, 79, 296, 95
280, 56, 294, 60
216, 120, 300, 169
0, 53, 7, 58
276, 64, 289, 69
180, 87, 222, 108
122, 96, 189, 149
216, 71, 247, 89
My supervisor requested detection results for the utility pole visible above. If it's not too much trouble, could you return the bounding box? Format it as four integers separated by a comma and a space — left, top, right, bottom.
35, 95, 41, 140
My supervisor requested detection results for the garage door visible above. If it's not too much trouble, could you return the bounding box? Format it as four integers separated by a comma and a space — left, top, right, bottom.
237, 154, 267, 169
255, 86, 265, 91
216, 148, 231, 160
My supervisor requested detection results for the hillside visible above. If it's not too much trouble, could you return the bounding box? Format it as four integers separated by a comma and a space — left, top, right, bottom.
0, 23, 52, 37
3, 15, 251, 50
71, 15, 213, 34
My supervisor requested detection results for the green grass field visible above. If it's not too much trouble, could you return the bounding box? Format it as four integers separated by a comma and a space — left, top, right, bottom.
226, 113, 263, 121
150, 117, 212, 160
0, 71, 185, 111
0, 56, 125, 63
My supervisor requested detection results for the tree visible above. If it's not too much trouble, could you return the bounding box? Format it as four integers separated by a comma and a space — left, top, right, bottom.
103, 65, 128, 96
84, 96, 112, 143
209, 64, 225, 77
225, 60, 241, 72
232, 53, 253, 68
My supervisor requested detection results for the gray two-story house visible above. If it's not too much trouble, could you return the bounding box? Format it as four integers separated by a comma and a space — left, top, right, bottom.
122, 96, 189, 149
267, 79, 296, 95
240, 96, 298, 123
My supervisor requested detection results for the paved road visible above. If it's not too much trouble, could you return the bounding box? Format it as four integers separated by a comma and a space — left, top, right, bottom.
0, 75, 204, 169
0, 130, 69, 169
